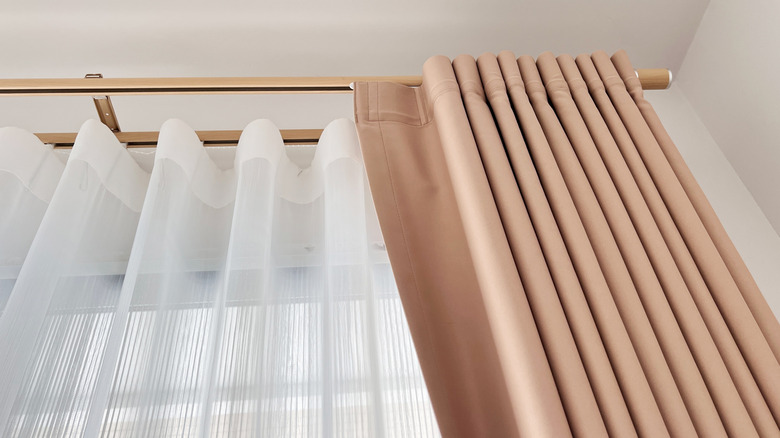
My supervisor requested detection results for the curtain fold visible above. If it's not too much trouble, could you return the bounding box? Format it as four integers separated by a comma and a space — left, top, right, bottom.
594, 52, 780, 429
610, 52, 780, 362
0, 128, 64, 314
0, 118, 439, 437
354, 50, 780, 437
555, 52, 763, 437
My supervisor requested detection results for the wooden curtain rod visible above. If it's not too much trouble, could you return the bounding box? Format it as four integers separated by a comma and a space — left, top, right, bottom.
0, 69, 670, 96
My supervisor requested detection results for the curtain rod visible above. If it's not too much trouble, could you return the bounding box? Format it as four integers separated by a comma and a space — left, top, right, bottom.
0, 69, 670, 96
37, 129, 323, 148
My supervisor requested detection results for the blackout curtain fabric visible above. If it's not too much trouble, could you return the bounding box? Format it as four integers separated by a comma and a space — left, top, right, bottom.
0, 118, 440, 437
353, 50, 780, 438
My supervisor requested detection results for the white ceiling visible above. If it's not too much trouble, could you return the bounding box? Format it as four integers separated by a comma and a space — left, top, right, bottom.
0, 0, 710, 133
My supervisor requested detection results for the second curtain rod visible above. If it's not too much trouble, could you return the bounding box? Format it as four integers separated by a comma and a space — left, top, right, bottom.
0, 69, 670, 95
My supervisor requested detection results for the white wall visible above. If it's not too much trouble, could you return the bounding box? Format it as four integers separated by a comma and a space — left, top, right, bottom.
675, 0, 780, 234
645, 86, 780, 317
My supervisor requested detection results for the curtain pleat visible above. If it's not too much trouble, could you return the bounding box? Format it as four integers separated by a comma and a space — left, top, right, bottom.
354, 50, 780, 437
555, 52, 759, 437
0, 128, 64, 315
452, 54, 607, 437
592, 52, 780, 424
481, 53, 639, 438
423, 56, 571, 438
573, 53, 779, 436
0, 120, 149, 436
0, 118, 439, 437
610, 52, 780, 362
497, 52, 666, 438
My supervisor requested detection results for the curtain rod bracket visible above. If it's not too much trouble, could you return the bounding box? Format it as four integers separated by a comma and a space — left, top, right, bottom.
85, 74, 121, 132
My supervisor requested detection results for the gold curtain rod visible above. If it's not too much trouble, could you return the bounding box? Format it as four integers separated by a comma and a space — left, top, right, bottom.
37, 129, 323, 148
0, 76, 419, 96
0, 69, 670, 96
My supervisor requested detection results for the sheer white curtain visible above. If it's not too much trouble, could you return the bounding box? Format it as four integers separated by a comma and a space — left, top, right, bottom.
0, 127, 64, 314
0, 118, 439, 437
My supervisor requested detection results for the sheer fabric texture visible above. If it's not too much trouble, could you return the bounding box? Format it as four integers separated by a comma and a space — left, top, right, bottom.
354, 50, 780, 437
0, 118, 438, 437
0, 128, 64, 314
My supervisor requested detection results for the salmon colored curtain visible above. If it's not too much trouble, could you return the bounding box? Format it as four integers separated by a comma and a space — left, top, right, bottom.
352, 50, 780, 437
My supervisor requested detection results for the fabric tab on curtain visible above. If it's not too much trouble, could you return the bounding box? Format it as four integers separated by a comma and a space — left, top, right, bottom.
353, 50, 780, 437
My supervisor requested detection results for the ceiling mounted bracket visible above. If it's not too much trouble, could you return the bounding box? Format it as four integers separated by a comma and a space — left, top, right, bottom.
85, 74, 121, 132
